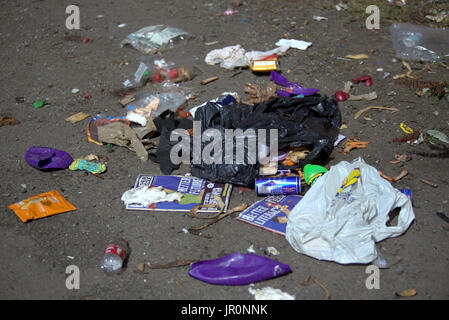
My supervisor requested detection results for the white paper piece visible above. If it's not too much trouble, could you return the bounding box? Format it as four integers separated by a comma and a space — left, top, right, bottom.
276, 39, 312, 50
248, 286, 295, 300
121, 185, 183, 207
205, 45, 290, 70
313, 16, 328, 21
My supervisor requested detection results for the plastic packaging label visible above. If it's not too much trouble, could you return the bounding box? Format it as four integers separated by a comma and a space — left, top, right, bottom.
8, 190, 76, 223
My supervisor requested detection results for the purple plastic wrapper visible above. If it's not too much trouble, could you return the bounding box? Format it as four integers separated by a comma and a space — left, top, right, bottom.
25, 146, 73, 170
270, 71, 319, 97
188, 251, 291, 285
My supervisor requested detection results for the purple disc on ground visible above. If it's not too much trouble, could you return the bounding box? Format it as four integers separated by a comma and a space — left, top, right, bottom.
25, 146, 73, 170
188, 251, 291, 285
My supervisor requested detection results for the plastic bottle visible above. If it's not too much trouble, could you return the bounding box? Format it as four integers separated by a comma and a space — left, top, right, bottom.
100, 238, 129, 274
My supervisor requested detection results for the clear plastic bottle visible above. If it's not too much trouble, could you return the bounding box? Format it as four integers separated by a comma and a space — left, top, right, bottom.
100, 238, 129, 274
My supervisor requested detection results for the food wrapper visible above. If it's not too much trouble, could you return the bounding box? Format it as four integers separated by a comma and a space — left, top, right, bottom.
8, 190, 76, 222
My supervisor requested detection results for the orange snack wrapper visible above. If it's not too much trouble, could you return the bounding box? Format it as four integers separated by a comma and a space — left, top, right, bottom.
8, 190, 76, 222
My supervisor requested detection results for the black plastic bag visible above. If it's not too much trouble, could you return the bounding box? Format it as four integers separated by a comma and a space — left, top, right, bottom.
189, 96, 341, 186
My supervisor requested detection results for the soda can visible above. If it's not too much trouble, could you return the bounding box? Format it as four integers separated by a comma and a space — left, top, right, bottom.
255, 176, 301, 196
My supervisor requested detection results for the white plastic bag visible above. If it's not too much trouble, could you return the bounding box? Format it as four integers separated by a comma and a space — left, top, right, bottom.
285, 158, 415, 264
205, 45, 290, 70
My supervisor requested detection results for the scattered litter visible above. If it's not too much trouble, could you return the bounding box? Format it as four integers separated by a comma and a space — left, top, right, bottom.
436, 212, 449, 224
393, 60, 416, 80
200, 76, 218, 85
31, 99, 46, 109
96, 121, 150, 161
347, 91, 377, 101
236, 195, 303, 236
0, 116, 20, 127
189, 92, 239, 117
8, 190, 76, 223
378, 169, 408, 183
275, 38, 312, 51
121, 185, 183, 207
69, 159, 107, 175
100, 238, 129, 274
426, 13, 448, 23
313, 16, 328, 21
25, 146, 73, 170
354, 106, 399, 120
352, 75, 372, 87
223, 9, 234, 16
265, 246, 280, 256
300, 275, 331, 300
65, 112, 90, 124
334, 90, 349, 102
335, 3, 348, 11
138, 259, 196, 273
270, 71, 319, 97
189, 96, 341, 186
250, 54, 279, 73
390, 22, 449, 62
71, 88, 80, 94
120, 25, 192, 54
285, 157, 415, 264
420, 178, 438, 188
123, 174, 232, 214
304, 164, 328, 186
188, 251, 291, 285
117, 23, 127, 28
395, 287, 417, 298
205, 44, 290, 70
125, 97, 160, 126
255, 176, 301, 196
393, 130, 420, 143
390, 154, 411, 163
243, 82, 277, 104
427, 129, 449, 144
248, 285, 295, 300
247, 244, 256, 253
345, 54, 368, 60
343, 139, 370, 154
400, 122, 414, 134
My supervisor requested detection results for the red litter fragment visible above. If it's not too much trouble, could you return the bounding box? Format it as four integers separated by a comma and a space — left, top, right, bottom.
352, 75, 372, 86
85, 94, 92, 99
334, 91, 349, 102
83, 37, 89, 43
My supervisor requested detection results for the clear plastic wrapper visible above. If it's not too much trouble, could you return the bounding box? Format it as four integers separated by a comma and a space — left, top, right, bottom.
390, 22, 449, 62
120, 25, 192, 54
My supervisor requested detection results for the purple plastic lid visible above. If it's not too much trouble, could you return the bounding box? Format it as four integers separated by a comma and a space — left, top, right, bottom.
25, 146, 73, 170
188, 251, 291, 285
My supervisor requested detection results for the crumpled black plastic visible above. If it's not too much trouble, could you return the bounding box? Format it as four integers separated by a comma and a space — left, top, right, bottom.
190, 96, 341, 186
150, 96, 341, 186
149, 110, 192, 175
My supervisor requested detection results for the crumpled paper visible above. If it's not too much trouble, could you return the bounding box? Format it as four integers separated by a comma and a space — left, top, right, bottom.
121, 185, 183, 207
205, 45, 290, 70
97, 121, 151, 161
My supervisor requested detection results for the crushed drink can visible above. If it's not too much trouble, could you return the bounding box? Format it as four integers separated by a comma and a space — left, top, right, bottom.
255, 176, 301, 196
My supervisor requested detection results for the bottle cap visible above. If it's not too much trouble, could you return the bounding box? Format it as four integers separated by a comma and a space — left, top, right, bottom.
304, 164, 328, 186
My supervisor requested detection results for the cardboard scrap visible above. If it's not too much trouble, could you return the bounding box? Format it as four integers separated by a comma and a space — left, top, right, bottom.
97, 121, 149, 161
65, 112, 91, 123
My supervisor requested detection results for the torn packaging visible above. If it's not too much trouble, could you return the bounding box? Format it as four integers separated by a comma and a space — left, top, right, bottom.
151, 96, 341, 186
